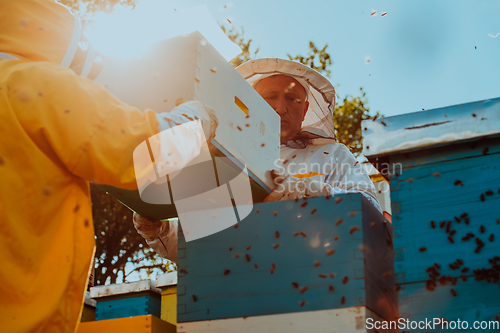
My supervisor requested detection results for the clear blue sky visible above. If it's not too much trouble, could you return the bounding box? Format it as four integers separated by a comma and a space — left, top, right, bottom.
165, 0, 500, 117
88, 0, 500, 117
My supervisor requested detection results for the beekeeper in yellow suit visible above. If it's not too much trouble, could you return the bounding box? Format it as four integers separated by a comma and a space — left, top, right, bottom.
0, 1, 218, 332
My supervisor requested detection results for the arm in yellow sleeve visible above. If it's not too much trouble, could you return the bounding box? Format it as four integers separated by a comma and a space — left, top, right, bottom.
7, 61, 208, 190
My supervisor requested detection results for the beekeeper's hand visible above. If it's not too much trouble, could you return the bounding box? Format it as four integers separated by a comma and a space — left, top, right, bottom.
264, 170, 330, 202
166, 101, 219, 143
133, 213, 178, 263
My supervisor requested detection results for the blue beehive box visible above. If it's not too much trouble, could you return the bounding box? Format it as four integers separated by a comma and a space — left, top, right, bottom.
90, 280, 161, 321
363, 98, 500, 332
176, 193, 397, 333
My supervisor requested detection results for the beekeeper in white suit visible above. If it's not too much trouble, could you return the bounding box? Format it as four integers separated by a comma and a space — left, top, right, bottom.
133, 58, 381, 263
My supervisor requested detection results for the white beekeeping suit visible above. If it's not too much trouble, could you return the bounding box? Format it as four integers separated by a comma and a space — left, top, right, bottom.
238, 58, 381, 211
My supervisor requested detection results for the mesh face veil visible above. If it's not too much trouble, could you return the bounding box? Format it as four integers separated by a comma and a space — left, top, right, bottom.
237, 58, 336, 140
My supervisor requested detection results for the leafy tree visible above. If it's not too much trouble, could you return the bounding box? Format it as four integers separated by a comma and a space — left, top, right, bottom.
220, 25, 260, 68
288, 43, 381, 157
288, 41, 332, 78
334, 89, 381, 157
59, 0, 136, 27
90, 184, 175, 285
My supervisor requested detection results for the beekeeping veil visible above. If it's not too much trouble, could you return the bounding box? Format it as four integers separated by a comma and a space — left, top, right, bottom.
236, 58, 336, 141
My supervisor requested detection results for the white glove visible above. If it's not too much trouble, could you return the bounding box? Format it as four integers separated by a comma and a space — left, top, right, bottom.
133, 213, 178, 263
162, 101, 218, 143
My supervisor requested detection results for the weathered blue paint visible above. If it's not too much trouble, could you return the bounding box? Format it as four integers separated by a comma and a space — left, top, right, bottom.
95, 293, 161, 321
389, 140, 500, 284
399, 280, 500, 332
376, 103, 500, 332
367, 98, 500, 136
177, 193, 396, 323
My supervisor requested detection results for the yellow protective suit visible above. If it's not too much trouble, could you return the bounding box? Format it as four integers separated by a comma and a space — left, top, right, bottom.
0, 1, 184, 332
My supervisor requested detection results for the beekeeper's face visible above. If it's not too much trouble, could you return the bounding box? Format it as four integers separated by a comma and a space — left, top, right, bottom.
254, 75, 309, 141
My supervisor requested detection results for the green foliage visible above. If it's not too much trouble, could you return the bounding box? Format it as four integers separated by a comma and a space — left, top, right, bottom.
58, 0, 136, 27
334, 89, 381, 157
288, 42, 332, 78
91, 184, 174, 285
288, 43, 380, 157
220, 25, 259, 68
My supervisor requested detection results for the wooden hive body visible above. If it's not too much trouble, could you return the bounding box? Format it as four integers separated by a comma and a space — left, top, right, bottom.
176, 194, 397, 333
363, 97, 500, 331
90, 280, 162, 321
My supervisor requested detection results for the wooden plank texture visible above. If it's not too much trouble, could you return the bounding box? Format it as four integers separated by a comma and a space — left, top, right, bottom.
389, 149, 500, 284
384, 136, 500, 331
95, 293, 161, 321
177, 194, 397, 323
177, 306, 398, 333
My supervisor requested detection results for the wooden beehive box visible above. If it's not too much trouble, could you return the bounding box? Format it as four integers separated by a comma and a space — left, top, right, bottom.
90, 280, 161, 321
95, 31, 279, 220
77, 314, 175, 333
155, 272, 178, 325
176, 194, 397, 333
363, 97, 500, 331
